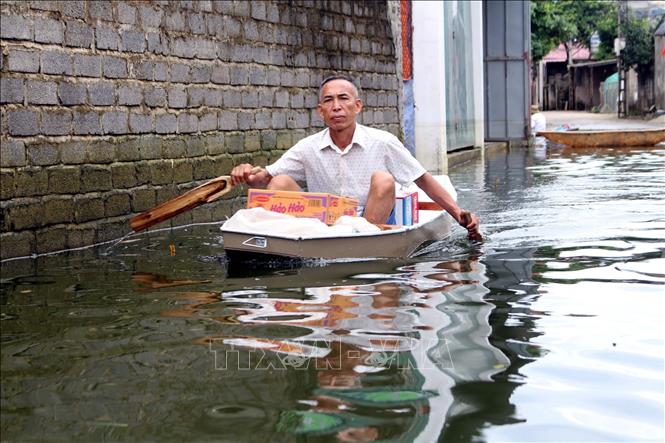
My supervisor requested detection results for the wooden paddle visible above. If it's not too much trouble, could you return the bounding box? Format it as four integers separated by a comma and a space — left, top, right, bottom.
130, 175, 233, 232
130, 167, 261, 232
131, 171, 483, 242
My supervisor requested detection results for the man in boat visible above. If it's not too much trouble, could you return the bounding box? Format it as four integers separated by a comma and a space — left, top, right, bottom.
230, 75, 480, 239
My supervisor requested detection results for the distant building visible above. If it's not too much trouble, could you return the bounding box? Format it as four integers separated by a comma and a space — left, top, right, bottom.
394, 1, 531, 173
536, 43, 619, 112
537, 44, 589, 110
628, 0, 665, 24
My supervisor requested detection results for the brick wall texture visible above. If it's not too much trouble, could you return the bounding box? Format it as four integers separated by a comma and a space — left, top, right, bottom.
0, 0, 400, 259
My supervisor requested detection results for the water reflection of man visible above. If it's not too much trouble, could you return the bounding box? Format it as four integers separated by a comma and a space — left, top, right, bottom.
136, 257, 491, 441
311, 340, 383, 442
249, 279, 450, 440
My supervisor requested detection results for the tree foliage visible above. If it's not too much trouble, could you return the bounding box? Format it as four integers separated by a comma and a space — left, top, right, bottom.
531, 0, 616, 64
593, 2, 619, 60
531, 1, 571, 63
621, 14, 660, 76
597, 7, 663, 75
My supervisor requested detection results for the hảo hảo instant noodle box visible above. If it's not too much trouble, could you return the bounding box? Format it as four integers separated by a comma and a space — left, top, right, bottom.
247, 189, 358, 225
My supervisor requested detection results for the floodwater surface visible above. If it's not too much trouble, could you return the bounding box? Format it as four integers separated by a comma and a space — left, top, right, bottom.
1, 145, 664, 442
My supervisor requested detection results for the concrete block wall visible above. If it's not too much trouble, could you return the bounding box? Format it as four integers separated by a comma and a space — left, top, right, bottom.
0, 0, 399, 259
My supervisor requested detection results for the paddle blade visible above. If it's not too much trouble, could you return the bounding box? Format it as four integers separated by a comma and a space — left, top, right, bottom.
130, 176, 232, 232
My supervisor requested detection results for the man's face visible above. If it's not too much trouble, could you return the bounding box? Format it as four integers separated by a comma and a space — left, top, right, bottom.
317, 79, 363, 132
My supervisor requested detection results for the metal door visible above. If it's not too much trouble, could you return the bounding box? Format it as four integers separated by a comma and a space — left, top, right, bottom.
444, 1, 476, 151
483, 0, 530, 141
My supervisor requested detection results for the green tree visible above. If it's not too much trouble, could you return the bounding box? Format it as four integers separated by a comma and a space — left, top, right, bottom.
531, 1, 569, 63
597, 8, 663, 75
531, 0, 616, 65
593, 2, 619, 60
622, 14, 659, 76
531, 1, 571, 64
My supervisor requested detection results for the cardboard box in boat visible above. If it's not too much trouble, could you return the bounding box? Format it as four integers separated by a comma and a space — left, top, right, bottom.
394, 191, 419, 226
247, 189, 358, 225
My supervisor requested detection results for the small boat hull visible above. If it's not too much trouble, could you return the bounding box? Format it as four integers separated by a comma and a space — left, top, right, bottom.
221, 210, 452, 260
537, 128, 665, 147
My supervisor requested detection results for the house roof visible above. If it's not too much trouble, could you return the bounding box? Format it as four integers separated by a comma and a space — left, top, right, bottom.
570, 58, 617, 68
542, 43, 590, 62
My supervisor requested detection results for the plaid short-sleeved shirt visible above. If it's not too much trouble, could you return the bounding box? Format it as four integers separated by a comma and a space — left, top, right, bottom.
265, 124, 426, 205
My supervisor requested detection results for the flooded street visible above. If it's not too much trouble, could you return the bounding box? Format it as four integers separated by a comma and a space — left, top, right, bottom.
2, 145, 664, 442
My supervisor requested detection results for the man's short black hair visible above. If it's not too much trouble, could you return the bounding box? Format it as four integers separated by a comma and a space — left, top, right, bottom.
320, 74, 358, 89
319, 74, 360, 100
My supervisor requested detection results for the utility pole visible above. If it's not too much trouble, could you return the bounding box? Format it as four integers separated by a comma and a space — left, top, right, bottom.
617, 0, 627, 118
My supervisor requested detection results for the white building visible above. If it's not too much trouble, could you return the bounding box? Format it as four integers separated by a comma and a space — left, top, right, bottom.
391, 1, 531, 173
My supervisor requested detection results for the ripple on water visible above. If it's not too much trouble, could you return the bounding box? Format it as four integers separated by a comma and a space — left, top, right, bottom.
487, 277, 664, 441
541, 255, 665, 285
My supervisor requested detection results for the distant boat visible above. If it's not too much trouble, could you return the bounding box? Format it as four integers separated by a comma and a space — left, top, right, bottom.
537, 128, 665, 147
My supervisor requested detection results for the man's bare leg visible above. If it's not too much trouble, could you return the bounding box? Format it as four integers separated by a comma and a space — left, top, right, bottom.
363, 171, 395, 224
267, 174, 301, 191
